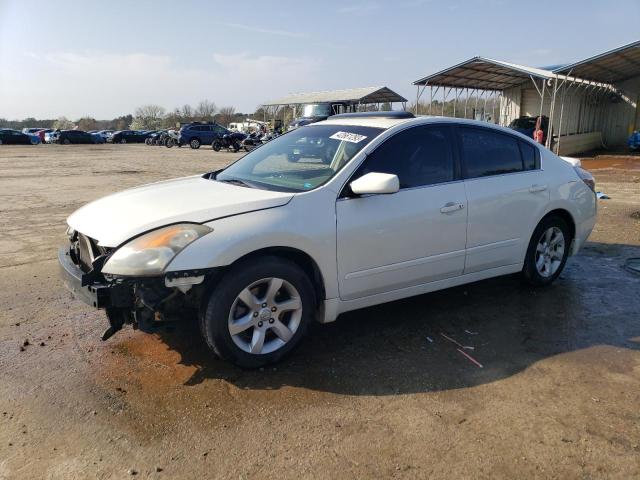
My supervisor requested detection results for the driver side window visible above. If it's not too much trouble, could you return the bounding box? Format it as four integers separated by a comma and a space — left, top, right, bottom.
352, 125, 456, 189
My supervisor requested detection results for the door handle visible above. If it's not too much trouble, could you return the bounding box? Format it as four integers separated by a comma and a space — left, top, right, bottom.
440, 202, 465, 214
529, 184, 547, 193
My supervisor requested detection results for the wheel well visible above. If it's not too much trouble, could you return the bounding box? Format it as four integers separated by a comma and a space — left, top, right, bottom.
224, 247, 326, 304
542, 209, 576, 240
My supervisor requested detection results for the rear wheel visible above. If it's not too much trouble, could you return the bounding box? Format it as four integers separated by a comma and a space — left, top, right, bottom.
120, 138, 127, 144
211, 140, 222, 152
201, 256, 315, 368
63, 138, 71, 145
190, 138, 201, 149
522, 216, 571, 286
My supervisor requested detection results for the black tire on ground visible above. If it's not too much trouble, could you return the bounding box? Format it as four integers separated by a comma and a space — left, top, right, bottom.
522, 215, 572, 287
211, 140, 221, 152
190, 138, 201, 149
120, 138, 127, 144
165, 138, 174, 148
63, 138, 71, 145
145, 138, 152, 145
232, 141, 241, 152
200, 256, 316, 368
0, 139, 3, 145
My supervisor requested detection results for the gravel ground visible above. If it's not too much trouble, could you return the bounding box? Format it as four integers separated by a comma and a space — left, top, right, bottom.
0, 144, 639, 479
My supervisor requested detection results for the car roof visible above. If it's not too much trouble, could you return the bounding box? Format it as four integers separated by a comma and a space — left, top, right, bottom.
315, 115, 540, 143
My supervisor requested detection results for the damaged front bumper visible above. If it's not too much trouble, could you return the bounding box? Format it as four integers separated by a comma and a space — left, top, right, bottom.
58, 247, 133, 310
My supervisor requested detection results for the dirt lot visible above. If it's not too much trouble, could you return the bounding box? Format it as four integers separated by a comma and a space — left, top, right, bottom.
0, 144, 639, 479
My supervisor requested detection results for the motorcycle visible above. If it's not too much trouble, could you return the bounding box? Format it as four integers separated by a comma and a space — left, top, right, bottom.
240, 130, 279, 152
212, 132, 246, 152
164, 130, 181, 148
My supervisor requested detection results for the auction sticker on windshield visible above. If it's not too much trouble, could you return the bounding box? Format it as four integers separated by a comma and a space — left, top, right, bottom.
329, 131, 368, 143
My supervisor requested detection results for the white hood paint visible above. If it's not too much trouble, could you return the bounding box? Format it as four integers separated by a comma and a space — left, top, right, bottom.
67, 175, 293, 247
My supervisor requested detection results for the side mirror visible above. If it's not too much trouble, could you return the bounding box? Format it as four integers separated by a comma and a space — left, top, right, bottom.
349, 172, 399, 195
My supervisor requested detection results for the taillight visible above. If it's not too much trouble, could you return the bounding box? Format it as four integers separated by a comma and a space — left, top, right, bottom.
574, 166, 595, 192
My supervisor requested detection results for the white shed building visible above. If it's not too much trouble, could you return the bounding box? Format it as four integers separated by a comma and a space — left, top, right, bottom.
413, 40, 640, 155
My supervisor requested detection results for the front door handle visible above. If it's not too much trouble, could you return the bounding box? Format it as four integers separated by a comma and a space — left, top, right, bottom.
440, 202, 465, 214
529, 184, 548, 193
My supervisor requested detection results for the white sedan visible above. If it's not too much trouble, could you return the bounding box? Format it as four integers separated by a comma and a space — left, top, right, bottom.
59, 112, 597, 368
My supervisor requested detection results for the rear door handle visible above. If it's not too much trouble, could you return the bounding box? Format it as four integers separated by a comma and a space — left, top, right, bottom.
440, 202, 465, 214
529, 184, 547, 193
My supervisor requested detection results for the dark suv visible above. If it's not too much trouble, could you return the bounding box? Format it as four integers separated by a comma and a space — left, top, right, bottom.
179, 123, 229, 149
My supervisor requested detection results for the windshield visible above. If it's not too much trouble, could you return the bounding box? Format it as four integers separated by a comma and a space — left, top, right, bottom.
216, 124, 384, 192
302, 104, 332, 117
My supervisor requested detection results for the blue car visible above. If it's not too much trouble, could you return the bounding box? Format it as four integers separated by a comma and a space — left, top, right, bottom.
508, 116, 549, 144
178, 122, 230, 149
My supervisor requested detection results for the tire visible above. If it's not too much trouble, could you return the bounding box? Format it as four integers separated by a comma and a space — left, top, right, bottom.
145, 138, 152, 145
189, 138, 201, 149
63, 138, 71, 145
522, 215, 571, 287
0, 139, 3, 145
120, 138, 127, 144
201, 256, 316, 368
211, 140, 221, 152
166, 138, 174, 148
232, 141, 241, 152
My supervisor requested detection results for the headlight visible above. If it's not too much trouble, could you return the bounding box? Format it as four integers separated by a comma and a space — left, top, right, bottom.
102, 223, 212, 276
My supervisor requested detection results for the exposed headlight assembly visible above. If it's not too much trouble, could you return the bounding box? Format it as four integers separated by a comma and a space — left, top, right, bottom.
102, 223, 212, 276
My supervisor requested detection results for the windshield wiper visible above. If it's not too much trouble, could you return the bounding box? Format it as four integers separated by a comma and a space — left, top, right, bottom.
218, 178, 255, 188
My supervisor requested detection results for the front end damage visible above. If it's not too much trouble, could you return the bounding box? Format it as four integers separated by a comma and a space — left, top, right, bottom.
59, 230, 212, 340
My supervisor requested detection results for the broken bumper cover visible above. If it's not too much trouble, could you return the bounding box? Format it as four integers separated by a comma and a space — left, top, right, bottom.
58, 247, 133, 309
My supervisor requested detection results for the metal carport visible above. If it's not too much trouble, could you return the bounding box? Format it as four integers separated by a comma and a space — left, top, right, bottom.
412, 56, 614, 152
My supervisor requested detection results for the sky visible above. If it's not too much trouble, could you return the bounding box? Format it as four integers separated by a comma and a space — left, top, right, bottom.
1, 0, 639, 120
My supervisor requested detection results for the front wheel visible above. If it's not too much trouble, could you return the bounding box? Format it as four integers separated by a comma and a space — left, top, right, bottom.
165, 138, 174, 148
211, 140, 222, 152
200, 256, 315, 368
522, 216, 571, 286
63, 138, 71, 145
120, 138, 127, 144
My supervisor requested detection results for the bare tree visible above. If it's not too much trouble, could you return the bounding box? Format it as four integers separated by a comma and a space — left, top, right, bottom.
53, 116, 75, 130
180, 104, 193, 119
195, 100, 217, 121
217, 106, 236, 127
132, 104, 166, 129
77, 117, 97, 131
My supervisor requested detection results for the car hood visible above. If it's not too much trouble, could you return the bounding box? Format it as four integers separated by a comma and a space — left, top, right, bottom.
67, 175, 294, 247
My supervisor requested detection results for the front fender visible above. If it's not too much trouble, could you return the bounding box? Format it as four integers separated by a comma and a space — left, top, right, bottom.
166, 195, 339, 299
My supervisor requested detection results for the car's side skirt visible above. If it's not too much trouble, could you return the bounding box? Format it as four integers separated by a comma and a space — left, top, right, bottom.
320, 263, 523, 323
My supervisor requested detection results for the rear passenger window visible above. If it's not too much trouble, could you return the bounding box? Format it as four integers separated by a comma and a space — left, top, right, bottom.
519, 141, 538, 170
354, 125, 455, 189
460, 127, 523, 178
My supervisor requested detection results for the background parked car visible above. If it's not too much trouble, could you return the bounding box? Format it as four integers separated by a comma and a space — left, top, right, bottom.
178, 122, 229, 149
96, 130, 114, 142
0, 129, 34, 145
90, 132, 106, 144
508, 116, 549, 143
45, 130, 60, 144
110, 130, 152, 144
36, 129, 54, 144
22, 127, 43, 135
57, 130, 95, 145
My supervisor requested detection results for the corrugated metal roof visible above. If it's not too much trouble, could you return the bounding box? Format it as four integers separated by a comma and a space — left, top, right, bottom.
262, 86, 407, 106
412, 57, 558, 90
553, 40, 640, 83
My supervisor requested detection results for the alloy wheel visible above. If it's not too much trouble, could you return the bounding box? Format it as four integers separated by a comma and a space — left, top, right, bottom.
227, 277, 302, 355
535, 227, 565, 277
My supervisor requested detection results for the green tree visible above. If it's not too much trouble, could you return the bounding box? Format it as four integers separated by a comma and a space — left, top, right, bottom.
77, 117, 97, 131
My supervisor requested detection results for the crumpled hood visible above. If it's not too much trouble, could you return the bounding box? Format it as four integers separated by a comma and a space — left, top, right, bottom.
67, 175, 293, 247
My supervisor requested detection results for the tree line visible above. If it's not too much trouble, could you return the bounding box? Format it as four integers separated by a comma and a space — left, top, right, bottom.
0, 99, 248, 131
